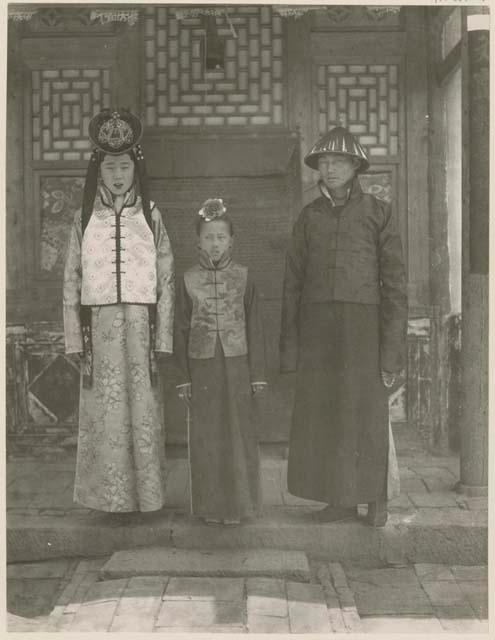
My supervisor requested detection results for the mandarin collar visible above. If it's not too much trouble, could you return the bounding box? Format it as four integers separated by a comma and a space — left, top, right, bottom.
98, 184, 137, 210
198, 248, 233, 271
318, 176, 362, 206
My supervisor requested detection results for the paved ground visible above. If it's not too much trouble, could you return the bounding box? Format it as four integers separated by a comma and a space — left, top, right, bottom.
7, 452, 488, 564
6, 451, 490, 633
7, 556, 489, 633
6, 450, 481, 515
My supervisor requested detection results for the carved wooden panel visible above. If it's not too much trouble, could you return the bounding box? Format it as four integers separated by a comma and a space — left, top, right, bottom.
25, 7, 115, 35
39, 176, 84, 276
309, 6, 402, 30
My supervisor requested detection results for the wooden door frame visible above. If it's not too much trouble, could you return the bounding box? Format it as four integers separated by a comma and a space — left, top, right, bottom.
307, 37, 408, 276
288, 14, 430, 316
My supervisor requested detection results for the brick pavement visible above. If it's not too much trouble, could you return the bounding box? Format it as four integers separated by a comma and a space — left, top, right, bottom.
7, 556, 488, 633
6, 452, 466, 514
351, 563, 489, 634
6, 451, 490, 633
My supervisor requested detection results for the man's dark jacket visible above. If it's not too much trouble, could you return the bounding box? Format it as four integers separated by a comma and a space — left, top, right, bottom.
280, 178, 408, 374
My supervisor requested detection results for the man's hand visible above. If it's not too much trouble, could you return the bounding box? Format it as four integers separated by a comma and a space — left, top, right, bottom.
251, 382, 267, 395
177, 383, 192, 401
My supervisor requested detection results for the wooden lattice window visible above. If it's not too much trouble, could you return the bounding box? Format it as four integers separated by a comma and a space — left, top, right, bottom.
31, 68, 111, 161
143, 6, 284, 127
316, 63, 400, 157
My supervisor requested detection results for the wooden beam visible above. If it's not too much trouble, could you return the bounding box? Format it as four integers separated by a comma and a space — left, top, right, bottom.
311, 31, 405, 59
19, 36, 117, 68
436, 42, 462, 86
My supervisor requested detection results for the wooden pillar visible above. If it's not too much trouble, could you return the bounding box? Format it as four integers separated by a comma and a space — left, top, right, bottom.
405, 7, 430, 315
458, 7, 489, 495
6, 21, 25, 298
286, 15, 313, 211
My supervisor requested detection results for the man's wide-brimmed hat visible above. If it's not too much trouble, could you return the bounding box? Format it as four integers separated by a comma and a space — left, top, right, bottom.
88, 108, 143, 155
304, 126, 370, 173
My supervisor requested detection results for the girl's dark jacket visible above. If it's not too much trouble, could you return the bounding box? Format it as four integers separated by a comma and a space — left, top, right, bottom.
280, 177, 408, 374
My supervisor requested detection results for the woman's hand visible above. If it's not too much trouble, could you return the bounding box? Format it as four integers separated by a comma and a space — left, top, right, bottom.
251, 382, 267, 395
381, 370, 396, 388
177, 383, 192, 401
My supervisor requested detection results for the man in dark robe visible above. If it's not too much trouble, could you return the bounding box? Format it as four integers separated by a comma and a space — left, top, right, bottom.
280, 126, 407, 526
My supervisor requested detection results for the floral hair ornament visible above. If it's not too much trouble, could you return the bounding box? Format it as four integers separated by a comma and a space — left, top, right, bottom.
198, 198, 227, 222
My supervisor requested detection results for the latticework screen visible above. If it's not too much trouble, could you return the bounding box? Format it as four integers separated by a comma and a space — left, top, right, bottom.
31, 69, 111, 161
316, 63, 400, 157
143, 6, 285, 127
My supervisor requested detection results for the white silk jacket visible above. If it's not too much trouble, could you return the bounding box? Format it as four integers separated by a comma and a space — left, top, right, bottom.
63, 190, 175, 354
81, 194, 157, 305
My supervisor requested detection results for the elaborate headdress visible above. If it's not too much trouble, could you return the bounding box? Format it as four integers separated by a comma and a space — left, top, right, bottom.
81, 108, 151, 234
304, 126, 369, 173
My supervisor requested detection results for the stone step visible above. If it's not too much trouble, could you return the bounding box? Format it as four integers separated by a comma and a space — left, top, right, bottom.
8, 506, 487, 565
100, 548, 311, 581
45, 559, 364, 633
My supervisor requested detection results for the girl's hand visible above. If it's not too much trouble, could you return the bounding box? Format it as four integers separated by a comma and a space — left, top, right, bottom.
251, 382, 267, 395
177, 383, 192, 401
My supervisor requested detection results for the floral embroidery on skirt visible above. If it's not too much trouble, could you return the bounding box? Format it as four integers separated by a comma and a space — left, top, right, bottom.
73, 304, 166, 512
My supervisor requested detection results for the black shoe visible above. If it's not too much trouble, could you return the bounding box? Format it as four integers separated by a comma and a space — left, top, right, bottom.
316, 505, 358, 523
367, 500, 388, 527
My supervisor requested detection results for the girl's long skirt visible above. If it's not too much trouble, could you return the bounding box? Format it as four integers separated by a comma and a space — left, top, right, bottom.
188, 341, 262, 520
287, 302, 389, 507
74, 305, 166, 512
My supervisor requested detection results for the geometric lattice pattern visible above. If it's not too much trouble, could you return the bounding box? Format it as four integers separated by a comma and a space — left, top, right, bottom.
31, 69, 111, 161
143, 6, 284, 127
316, 64, 399, 157
29, 353, 80, 423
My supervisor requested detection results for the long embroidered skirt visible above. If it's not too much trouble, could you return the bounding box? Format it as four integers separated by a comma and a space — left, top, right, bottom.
188, 341, 262, 520
287, 302, 389, 507
74, 304, 166, 512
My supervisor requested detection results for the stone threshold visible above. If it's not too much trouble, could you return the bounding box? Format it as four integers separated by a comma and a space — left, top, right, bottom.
7, 504, 487, 565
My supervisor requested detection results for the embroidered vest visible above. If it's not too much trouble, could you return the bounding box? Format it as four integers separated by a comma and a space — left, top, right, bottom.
184, 262, 248, 359
81, 195, 157, 305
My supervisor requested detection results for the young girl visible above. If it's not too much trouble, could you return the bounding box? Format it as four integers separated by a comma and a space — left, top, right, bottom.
63, 108, 175, 516
174, 198, 266, 525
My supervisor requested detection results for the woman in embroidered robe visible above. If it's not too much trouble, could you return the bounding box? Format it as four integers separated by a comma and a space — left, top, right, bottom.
174, 199, 266, 525
63, 109, 175, 513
